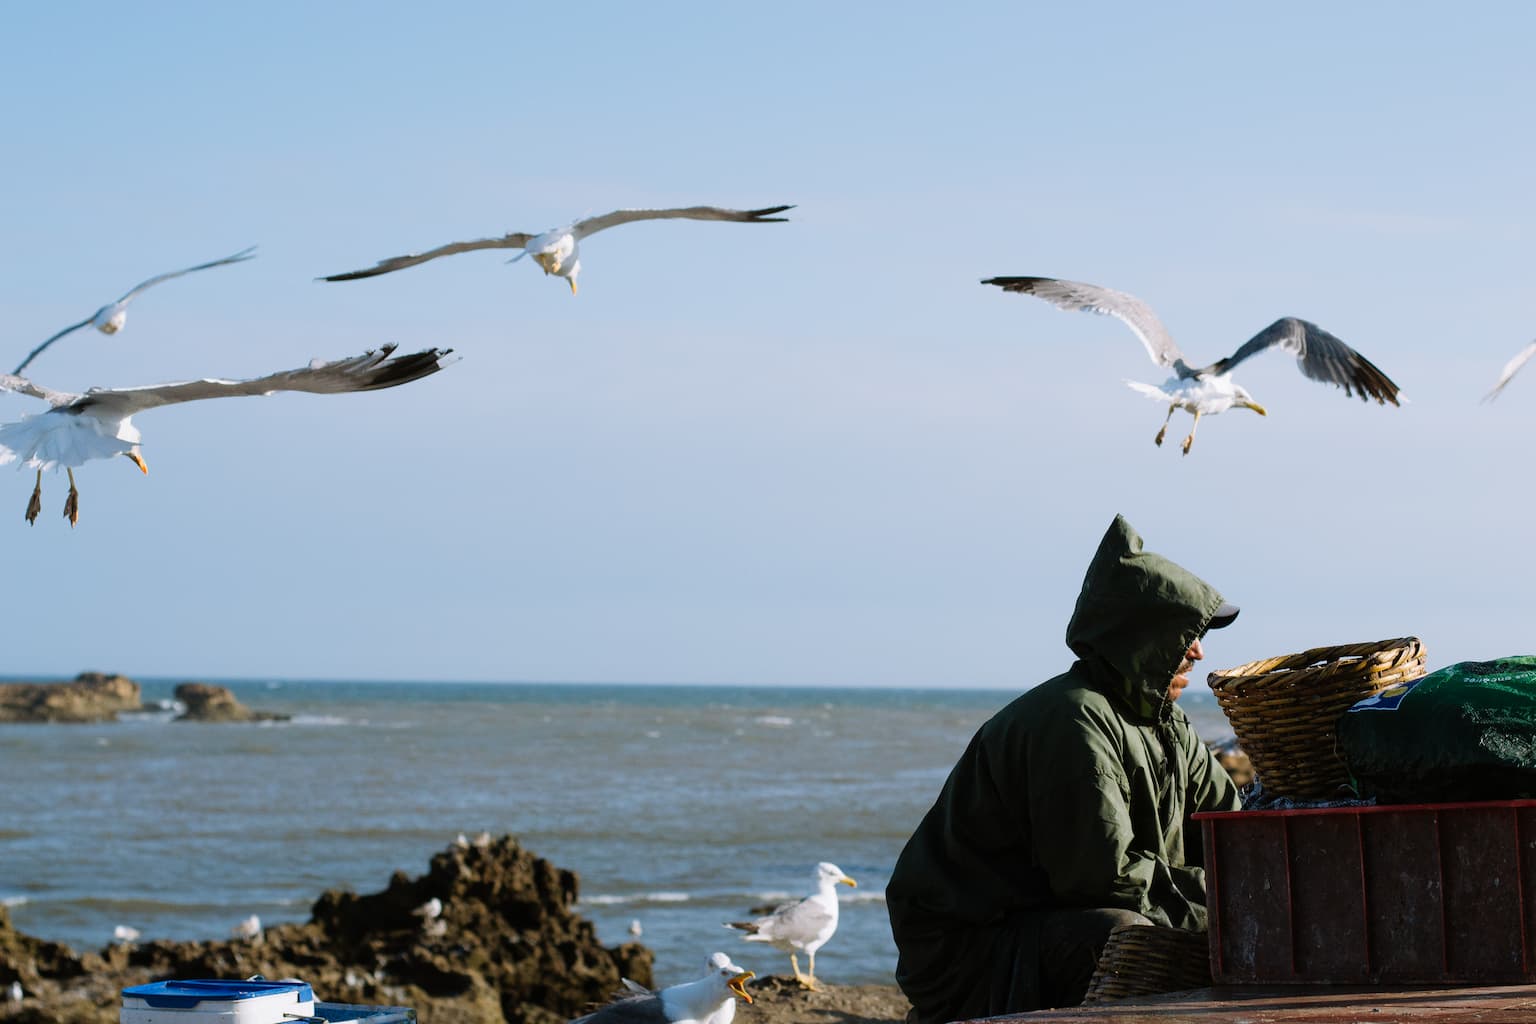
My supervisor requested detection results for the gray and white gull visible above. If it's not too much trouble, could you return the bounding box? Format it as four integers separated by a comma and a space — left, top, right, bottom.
320, 206, 792, 295
983, 276, 1404, 454
572, 952, 753, 1024
0, 343, 454, 526
18, 247, 257, 374
726, 862, 856, 990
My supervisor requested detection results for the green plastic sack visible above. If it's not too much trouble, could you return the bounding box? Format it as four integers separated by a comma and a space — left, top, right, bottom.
1336, 656, 1536, 803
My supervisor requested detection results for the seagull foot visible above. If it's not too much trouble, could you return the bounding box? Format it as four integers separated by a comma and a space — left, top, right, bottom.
1154, 426, 1166, 447
25, 488, 41, 526
797, 976, 820, 992
1181, 436, 1194, 456
63, 487, 79, 527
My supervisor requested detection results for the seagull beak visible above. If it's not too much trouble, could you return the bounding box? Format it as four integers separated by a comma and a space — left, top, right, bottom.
729, 972, 755, 1003
568, 278, 578, 296
840, 875, 857, 888
1242, 401, 1268, 417
125, 452, 148, 474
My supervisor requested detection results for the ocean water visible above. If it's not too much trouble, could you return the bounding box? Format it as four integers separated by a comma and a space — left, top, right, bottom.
0, 680, 1235, 988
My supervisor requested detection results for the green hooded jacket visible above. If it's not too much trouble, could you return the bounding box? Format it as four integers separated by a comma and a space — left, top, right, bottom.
886, 515, 1240, 1018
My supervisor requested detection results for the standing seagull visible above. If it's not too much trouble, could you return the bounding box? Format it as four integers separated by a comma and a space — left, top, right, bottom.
320, 206, 792, 295
571, 952, 754, 1024
17, 247, 258, 374
725, 862, 856, 990
982, 276, 1404, 454
0, 343, 454, 526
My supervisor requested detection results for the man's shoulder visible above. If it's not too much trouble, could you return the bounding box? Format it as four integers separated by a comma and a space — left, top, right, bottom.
989, 667, 1123, 731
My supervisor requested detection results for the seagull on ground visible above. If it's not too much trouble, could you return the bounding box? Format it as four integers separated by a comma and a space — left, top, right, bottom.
17, 247, 257, 375
572, 952, 753, 1024
112, 924, 142, 944
320, 206, 792, 295
0, 343, 453, 526
1485, 341, 1536, 402
982, 276, 1404, 454
230, 914, 262, 941
725, 862, 856, 990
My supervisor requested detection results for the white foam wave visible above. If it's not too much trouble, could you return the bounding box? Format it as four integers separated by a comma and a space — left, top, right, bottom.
841, 889, 886, 904
753, 716, 794, 727
580, 891, 692, 906
286, 715, 353, 727
1, 896, 28, 908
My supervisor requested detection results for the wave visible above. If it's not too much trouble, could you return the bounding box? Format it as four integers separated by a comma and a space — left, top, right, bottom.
752, 716, 794, 727
2, 896, 27, 908
579, 891, 692, 906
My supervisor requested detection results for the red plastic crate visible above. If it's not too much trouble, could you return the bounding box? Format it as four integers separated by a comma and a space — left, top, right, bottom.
1194, 800, 1536, 985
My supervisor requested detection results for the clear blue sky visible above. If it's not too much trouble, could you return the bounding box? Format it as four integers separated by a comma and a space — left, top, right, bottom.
3, 3, 1533, 687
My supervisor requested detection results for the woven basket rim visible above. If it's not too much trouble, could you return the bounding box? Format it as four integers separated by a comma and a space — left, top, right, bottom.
1207, 636, 1422, 694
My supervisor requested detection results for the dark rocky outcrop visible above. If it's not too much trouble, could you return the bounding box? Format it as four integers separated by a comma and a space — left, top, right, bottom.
0, 835, 652, 1024
172, 683, 289, 723
0, 673, 143, 724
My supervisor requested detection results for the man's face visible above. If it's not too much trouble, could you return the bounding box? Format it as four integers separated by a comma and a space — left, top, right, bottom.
1167, 637, 1204, 701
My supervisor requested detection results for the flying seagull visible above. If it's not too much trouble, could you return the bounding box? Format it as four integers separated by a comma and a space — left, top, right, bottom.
1484, 341, 1536, 402
17, 247, 258, 375
320, 206, 793, 295
982, 276, 1404, 454
725, 862, 856, 990
0, 343, 454, 527
571, 952, 754, 1024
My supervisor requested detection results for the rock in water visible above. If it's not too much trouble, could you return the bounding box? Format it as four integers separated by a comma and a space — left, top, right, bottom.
172, 683, 289, 722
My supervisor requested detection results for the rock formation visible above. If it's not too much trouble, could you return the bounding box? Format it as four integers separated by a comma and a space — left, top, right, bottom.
0, 673, 143, 724
0, 835, 651, 1024
172, 683, 289, 723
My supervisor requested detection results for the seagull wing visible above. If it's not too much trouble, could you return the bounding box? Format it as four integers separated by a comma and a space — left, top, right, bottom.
570, 992, 669, 1024
115, 246, 259, 303
571, 205, 793, 241
1484, 340, 1536, 403
14, 317, 95, 375
319, 234, 535, 281
1210, 317, 1402, 405
747, 895, 835, 943
982, 277, 1186, 370
0, 373, 71, 405
66, 344, 455, 416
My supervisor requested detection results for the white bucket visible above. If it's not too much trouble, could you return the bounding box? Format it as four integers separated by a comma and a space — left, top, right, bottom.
121, 979, 315, 1024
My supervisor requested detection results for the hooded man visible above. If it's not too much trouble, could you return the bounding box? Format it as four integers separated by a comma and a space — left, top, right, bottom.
886, 515, 1241, 1020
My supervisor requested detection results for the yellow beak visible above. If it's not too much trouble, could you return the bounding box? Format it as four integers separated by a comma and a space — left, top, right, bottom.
729, 972, 754, 1003
841, 875, 857, 888
1243, 401, 1269, 417
125, 452, 149, 474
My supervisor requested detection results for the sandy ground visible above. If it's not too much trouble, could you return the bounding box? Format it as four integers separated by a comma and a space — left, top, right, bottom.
738, 975, 912, 1024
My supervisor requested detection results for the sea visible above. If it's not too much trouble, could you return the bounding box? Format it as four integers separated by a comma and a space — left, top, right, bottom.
0, 680, 1235, 988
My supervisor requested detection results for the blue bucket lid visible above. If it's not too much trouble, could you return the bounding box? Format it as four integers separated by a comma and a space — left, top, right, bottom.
123, 979, 314, 1009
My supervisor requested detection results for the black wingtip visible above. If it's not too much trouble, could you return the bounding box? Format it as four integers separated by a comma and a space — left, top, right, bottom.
747, 204, 795, 222
981, 276, 1051, 291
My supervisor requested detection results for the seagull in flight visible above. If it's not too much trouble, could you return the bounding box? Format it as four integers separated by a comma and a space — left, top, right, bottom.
17, 247, 258, 375
726, 862, 856, 990
572, 952, 754, 1024
1484, 341, 1536, 402
320, 206, 792, 295
0, 343, 454, 527
983, 276, 1404, 454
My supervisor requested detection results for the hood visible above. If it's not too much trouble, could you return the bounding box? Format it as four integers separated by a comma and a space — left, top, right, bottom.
1065, 515, 1227, 720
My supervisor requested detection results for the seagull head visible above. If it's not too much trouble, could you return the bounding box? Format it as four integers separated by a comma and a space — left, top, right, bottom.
706, 952, 755, 1004
1233, 384, 1267, 417
528, 232, 580, 293
815, 862, 857, 889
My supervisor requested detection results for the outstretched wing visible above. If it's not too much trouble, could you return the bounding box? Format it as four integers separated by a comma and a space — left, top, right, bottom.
572, 205, 793, 241
14, 317, 94, 375
1209, 317, 1401, 405
68, 344, 455, 416
0, 373, 70, 405
117, 246, 258, 303
319, 234, 535, 281
1484, 341, 1536, 403
982, 277, 1186, 371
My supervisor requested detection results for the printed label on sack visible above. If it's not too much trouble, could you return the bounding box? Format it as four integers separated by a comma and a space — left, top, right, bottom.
1347, 678, 1423, 712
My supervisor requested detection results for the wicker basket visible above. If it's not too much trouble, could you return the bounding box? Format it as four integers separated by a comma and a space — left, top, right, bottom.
1082, 924, 1211, 1004
1206, 637, 1426, 799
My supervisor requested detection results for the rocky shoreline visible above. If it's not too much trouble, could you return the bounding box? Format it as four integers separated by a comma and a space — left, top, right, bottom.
0, 833, 908, 1024
0, 674, 287, 724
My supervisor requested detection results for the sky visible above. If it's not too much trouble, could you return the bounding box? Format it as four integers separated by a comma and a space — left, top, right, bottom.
3, 3, 1534, 688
